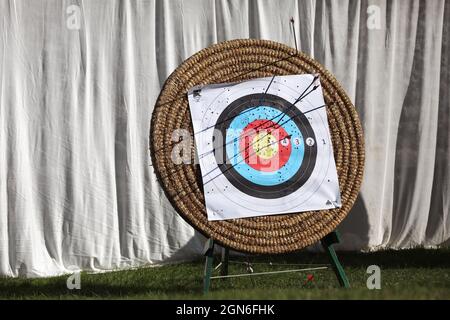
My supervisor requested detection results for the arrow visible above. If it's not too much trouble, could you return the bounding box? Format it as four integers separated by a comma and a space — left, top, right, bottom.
198, 75, 320, 162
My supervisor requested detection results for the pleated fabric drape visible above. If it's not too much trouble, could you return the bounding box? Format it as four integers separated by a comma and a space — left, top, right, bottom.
0, 0, 448, 277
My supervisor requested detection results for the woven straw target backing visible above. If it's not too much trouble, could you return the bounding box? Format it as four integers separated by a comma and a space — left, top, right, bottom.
150, 39, 364, 254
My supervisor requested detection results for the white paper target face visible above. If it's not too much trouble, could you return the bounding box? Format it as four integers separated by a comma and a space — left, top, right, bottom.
188, 74, 341, 221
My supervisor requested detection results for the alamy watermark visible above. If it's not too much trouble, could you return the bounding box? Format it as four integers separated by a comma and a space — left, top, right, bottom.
66, 5, 81, 30
66, 266, 81, 290
366, 265, 381, 289
169, 128, 301, 172
367, 5, 382, 30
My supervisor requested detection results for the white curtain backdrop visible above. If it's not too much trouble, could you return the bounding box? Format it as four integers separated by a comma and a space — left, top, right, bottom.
0, 0, 448, 277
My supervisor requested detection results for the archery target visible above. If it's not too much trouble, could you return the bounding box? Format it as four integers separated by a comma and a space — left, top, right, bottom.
214, 94, 317, 199
188, 74, 341, 221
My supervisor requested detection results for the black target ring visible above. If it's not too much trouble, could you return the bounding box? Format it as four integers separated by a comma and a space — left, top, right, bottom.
213, 93, 317, 199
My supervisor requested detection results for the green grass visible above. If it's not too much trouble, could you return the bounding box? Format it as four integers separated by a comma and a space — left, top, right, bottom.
0, 248, 449, 299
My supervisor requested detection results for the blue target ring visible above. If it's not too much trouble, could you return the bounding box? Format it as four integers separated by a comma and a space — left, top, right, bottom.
226, 106, 305, 186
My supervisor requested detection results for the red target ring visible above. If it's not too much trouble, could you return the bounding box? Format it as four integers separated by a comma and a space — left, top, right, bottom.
239, 119, 291, 172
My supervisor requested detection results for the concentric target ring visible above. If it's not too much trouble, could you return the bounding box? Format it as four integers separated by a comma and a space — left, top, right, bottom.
150, 39, 365, 254
214, 93, 317, 199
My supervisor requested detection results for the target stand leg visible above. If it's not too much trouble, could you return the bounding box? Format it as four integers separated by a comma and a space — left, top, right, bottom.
320, 231, 350, 288
203, 238, 215, 294
220, 247, 229, 276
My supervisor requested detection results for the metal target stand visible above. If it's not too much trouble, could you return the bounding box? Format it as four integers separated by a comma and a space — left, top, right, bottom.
202, 230, 350, 294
